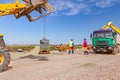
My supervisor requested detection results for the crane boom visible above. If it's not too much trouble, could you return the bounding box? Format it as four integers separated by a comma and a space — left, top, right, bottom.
102, 21, 120, 34
0, 0, 26, 16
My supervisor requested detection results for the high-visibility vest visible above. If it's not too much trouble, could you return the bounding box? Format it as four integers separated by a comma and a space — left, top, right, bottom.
63, 44, 66, 51
69, 41, 73, 47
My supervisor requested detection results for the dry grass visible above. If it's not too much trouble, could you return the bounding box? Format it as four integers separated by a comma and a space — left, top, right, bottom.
49, 45, 82, 51
6, 45, 35, 52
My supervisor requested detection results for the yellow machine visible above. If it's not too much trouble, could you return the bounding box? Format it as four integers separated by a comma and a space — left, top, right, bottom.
0, 0, 26, 16
0, 0, 55, 72
102, 21, 120, 34
0, 34, 10, 72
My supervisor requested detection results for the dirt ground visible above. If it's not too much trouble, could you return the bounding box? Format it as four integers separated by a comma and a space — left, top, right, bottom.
0, 46, 120, 80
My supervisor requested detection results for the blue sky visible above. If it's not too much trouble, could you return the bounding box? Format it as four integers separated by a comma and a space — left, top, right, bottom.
0, 0, 120, 45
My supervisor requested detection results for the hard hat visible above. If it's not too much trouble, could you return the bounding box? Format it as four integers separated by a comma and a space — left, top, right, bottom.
71, 39, 73, 41
84, 38, 86, 40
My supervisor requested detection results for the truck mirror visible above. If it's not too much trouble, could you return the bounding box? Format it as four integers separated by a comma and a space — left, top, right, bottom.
113, 32, 117, 38
114, 32, 117, 35
90, 33, 92, 39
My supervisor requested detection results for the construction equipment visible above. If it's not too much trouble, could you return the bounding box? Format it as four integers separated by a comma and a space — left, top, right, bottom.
102, 21, 120, 34
90, 21, 120, 54
0, 0, 55, 22
0, 34, 10, 72
0, 0, 26, 16
39, 37, 50, 54
15, 0, 55, 22
0, 0, 55, 72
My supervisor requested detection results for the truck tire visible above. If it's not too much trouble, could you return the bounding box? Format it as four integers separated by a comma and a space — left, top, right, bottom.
0, 48, 10, 72
94, 50, 100, 54
112, 48, 118, 55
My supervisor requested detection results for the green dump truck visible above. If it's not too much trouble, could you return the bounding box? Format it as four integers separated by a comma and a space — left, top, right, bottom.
91, 29, 120, 54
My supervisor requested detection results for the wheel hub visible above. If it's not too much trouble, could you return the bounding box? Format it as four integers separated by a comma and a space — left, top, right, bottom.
0, 53, 4, 66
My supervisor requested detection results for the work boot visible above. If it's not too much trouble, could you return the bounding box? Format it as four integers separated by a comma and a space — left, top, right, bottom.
72, 50, 74, 54
68, 50, 71, 55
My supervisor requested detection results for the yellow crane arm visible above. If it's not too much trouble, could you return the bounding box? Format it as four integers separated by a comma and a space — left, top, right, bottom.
0, 0, 26, 16
0, 4, 26, 16
102, 21, 120, 34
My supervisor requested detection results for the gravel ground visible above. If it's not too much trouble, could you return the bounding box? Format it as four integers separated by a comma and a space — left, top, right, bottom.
0, 46, 120, 80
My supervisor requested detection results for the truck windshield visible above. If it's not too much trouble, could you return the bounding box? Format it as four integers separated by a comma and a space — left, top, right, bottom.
93, 32, 113, 38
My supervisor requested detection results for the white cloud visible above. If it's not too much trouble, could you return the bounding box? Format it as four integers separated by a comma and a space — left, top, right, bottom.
50, 0, 120, 16
51, 0, 88, 16
63, 3, 87, 15
55, 1, 73, 11
91, 0, 120, 8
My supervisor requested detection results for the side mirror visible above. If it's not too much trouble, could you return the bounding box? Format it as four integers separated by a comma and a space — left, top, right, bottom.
113, 32, 117, 37
90, 33, 92, 39
114, 32, 117, 35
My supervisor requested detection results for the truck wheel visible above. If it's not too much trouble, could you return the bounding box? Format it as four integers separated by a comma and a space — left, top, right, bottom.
0, 48, 10, 72
118, 48, 120, 53
112, 48, 118, 55
94, 51, 99, 54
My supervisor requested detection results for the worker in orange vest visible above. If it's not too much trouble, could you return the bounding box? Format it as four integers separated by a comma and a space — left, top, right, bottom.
59, 43, 63, 52
63, 44, 67, 52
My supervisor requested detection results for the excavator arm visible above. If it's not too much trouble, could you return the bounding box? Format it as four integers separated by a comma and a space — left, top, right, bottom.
0, 0, 26, 16
0, 0, 55, 22
102, 21, 120, 34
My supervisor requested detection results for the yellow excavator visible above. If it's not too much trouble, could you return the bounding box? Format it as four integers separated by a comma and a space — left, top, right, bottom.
0, 0, 55, 72
102, 21, 120, 34
0, 0, 26, 16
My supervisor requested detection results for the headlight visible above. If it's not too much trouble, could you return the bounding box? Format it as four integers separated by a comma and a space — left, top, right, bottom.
93, 47, 96, 49
108, 47, 112, 49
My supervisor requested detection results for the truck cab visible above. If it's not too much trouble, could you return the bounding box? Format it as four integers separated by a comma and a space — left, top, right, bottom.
91, 29, 118, 53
